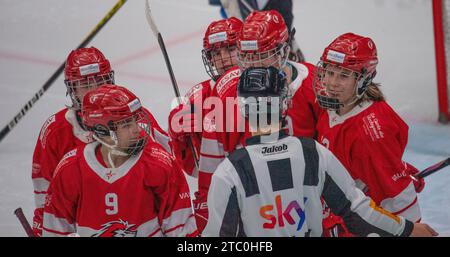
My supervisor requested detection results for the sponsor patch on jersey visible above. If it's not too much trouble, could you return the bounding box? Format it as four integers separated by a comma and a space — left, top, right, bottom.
63, 148, 77, 160
208, 31, 228, 44
215, 68, 241, 97
179, 192, 191, 200
362, 112, 384, 142
261, 144, 288, 156
392, 170, 407, 182
392, 163, 408, 182
79, 63, 100, 76
326, 50, 346, 64
89, 113, 103, 118
240, 40, 258, 51
39, 114, 56, 149
128, 99, 142, 113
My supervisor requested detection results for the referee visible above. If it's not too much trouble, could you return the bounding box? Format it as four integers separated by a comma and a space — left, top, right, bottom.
202, 67, 437, 237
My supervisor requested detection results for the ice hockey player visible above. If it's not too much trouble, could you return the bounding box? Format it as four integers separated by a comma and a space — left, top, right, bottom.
313, 33, 425, 236
218, 0, 304, 62
194, 10, 320, 233
32, 47, 169, 236
168, 17, 243, 177
42, 85, 197, 237
202, 66, 438, 237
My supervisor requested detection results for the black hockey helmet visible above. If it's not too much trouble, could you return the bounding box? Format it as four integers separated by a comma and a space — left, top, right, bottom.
237, 66, 290, 124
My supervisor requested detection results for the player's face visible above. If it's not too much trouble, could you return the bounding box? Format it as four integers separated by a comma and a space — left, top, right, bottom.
238, 48, 281, 69
113, 111, 150, 154
68, 73, 113, 109
115, 117, 143, 148
73, 82, 96, 103
322, 65, 358, 105
210, 45, 238, 75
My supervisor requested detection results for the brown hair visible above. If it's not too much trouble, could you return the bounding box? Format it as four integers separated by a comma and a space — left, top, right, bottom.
356, 82, 385, 105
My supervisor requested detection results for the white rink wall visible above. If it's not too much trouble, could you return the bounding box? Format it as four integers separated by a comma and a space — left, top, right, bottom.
0, 0, 448, 236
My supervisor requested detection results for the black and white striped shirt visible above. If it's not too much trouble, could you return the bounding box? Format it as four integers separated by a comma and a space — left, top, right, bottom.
203, 130, 414, 237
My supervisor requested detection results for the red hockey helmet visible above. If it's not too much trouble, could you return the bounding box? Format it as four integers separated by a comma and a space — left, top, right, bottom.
320, 33, 378, 76
203, 17, 242, 50
202, 17, 243, 80
81, 84, 150, 156
64, 47, 115, 110
314, 33, 379, 110
238, 10, 290, 69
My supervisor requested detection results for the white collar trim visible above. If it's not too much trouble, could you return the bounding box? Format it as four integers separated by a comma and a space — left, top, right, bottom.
83, 142, 142, 184
65, 109, 94, 144
328, 101, 373, 128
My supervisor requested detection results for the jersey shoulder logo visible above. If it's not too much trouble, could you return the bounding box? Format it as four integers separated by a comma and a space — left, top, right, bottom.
93, 220, 137, 237
215, 68, 241, 97
39, 114, 56, 149
185, 83, 204, 99
53, 148, 78, 178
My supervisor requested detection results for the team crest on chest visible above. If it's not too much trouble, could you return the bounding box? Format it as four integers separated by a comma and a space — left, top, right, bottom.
93, 219, 137, 237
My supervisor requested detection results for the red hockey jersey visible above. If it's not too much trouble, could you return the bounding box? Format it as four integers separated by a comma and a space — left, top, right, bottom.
32, 107, 170, 236
316, 100, 421, 227
285, 62, 322, 138
42, 141, 196, 237
170, 79, 214, 177
194, 62, 321, 232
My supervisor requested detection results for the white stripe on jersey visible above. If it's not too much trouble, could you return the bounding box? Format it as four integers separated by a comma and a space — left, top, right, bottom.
154, 130, 172, 154
380, 182, 421, 221
393, 198, 421, 223
162, 208, 197, 237
34, 192, 46, 209
32, 178, 50, 193
43, 213, 75, 236
199, 155, 224, 174
201, 138, 225, 157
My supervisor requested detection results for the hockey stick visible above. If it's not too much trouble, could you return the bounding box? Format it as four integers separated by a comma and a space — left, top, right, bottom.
416, 157, 450, 179
355, 158, 450, 195
14, 208, 35, 237
0, 0, 127, 144
239, 0, 256, 12
144, 0, 199, 170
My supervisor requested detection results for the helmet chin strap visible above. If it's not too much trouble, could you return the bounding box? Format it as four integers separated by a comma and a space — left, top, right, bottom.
93, 133, 128, 169
342, 95, 361, 109
279, 43, 290, 68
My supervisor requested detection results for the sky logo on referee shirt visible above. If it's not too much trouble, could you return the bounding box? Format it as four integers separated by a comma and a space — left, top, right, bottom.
260, 195, 307, 231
